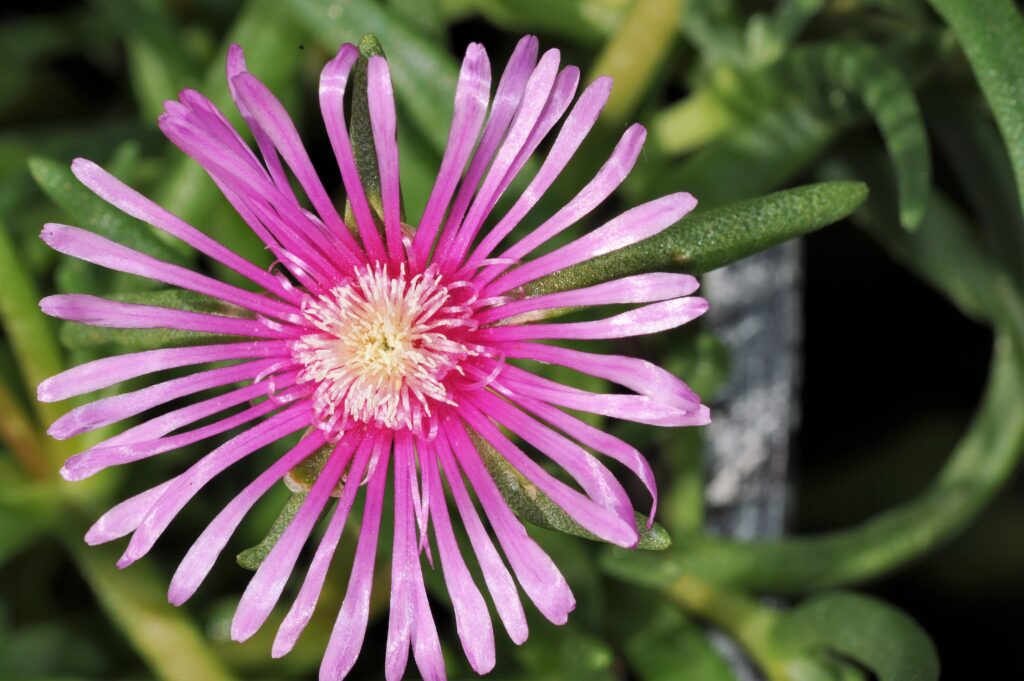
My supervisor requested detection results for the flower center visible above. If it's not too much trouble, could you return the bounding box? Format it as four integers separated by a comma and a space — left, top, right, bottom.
293, 263, 477, 436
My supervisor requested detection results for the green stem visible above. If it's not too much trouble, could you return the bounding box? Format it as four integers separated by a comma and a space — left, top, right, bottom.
676, 331, 1024, 593
663, 574, 787, 680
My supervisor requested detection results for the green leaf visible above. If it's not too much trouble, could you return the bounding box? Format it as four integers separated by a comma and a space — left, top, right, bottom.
471, 430, 671, 550
588, 0, 684, 125
785, 42, 931, 229
0, 218, 64, 429
449, 0, 622, 47
524, 181, 868, 297
237, 491, 308, 571
0, 482, 59, 567
773, 591, 939, 681
60, 515, 236, 681
345, 34, 389, 226
928, 0, 1024, 222
92, 0, 201, 123
29, 155, 188, 265
291, 0, 459, 153
59, 289, 252, 351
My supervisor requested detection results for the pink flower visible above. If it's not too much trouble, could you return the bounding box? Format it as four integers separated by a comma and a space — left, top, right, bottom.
38, 36, 709, 680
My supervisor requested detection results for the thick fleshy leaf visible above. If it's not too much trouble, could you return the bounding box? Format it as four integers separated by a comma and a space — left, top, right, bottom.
523, 181, 867, 297
772, 591, 939, 681
468, 429, 670, 550
236, 490, 308, 571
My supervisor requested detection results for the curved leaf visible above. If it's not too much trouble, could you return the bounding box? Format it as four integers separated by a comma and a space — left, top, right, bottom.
786, 42, 931, 229
928, 0, 1024, 221
773, 591, 939, 681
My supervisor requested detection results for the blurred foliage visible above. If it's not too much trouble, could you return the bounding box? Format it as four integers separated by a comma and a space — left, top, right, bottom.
1, 0, 1023, 679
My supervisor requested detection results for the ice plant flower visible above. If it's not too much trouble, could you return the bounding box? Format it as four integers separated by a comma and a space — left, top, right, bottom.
38, 36, 709, 680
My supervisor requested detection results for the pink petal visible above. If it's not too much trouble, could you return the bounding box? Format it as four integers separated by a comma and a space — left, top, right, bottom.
40, 294, 300, 340
118, 403, 311, 567
230, 71, 362, 256
467, 390, 635, 528
476, 272, 699, 324
367, 56, 404, 263
42, 223, 300, 321
168, 431, 326, 605
412, 43, 491, 264
422, 441, 495, 673
478, 123, 647, 287
274, 433, 380, 657
318, 43, 388, 262
430, 35, 539, 267
48, 358, 289, 440
488, 192, 697, 295
84, 477, 178, 545
71, 159, 301, 304
317, 436, 391, 679
478, 296, 709, 341
231, 431, 362, 641
443, 420, 576, 625
433, 428, 528, 644
458, 401, 637, 547
39, 341, 288, 402
465, 75, 613, 269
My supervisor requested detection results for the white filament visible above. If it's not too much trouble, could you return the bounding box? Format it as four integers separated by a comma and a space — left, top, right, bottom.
293, 263, 477, 435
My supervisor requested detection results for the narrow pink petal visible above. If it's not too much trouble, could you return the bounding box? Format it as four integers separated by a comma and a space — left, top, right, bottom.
385, 434, 416, 681
71, 159, 301, 303
118, 403, 311, 567
443, 420, 576, 625
39, 341, 288, 402
436, 48, 561, 269
226, 45, 300, 205
433, 429, 528, 644
513, 394, 658, 519
430, 35, 539, 267
317, 436, 391, 679
42, 223, 300, 320
168, 430, 326, 605
488, 192, 697, 295
467, 390, 635, 528
367, 56, 404, 263
61, 387, 299, 481
498, 341, 700, 410
40, 294, 300, 340
160, 108, 359, 280
48, 359, 288, 440
88, 376, 299, 450
319, 44, 388, 262
274, 433, 379, 657
476, 272, 699, 324
477, 123, 647, 287
438, 50, 565, 268
231, 431, 362, 642
478, 296, 709, 342
230, 71, 362, 256
412, 43, 491, 263
422, 441, 495, 673
84, 477, 178, 545
458, 401, 637, 547
487, 363, 711, 427
465, 76, 613, 269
